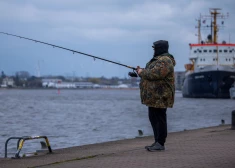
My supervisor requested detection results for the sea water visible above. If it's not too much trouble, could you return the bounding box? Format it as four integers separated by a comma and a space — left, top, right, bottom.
0, 89, 234, 157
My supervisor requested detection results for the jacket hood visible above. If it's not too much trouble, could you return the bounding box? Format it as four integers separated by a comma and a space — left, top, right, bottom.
153, 53, 176, 66
152, 40, 169, 56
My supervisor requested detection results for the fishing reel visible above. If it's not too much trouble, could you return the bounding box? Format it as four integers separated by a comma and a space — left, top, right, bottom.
128, 70, 138, 77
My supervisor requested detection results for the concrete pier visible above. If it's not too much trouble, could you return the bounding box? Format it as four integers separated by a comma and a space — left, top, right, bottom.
0, 125, 234, 168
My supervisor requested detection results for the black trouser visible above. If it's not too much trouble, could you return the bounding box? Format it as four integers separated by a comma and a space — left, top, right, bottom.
148, 107, 167, 146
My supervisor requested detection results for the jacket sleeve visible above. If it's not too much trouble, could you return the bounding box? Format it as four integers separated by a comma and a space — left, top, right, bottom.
139, 57, 173, 80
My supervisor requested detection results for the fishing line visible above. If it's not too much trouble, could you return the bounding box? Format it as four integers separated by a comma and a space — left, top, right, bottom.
0, 32, 137, 71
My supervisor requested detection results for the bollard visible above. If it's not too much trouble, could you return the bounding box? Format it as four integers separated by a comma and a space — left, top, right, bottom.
232, 110, 235, 130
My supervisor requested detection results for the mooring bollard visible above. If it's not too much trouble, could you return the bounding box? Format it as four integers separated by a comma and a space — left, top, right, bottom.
232, 110, 235, 130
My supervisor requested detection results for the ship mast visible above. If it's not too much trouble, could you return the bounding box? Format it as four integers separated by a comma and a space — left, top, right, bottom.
210, 8, 220, 44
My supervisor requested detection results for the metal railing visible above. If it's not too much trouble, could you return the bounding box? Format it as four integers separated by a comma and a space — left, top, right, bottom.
5, 136, 52, 158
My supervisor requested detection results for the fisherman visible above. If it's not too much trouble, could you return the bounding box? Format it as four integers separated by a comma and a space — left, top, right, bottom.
136, 40, 176, 151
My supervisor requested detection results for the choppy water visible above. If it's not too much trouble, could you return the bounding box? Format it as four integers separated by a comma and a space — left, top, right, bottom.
0, 89, 234, 158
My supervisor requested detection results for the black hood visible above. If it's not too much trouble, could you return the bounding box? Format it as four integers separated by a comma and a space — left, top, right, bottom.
151, 53, 176, 66
152, 40, 169, 57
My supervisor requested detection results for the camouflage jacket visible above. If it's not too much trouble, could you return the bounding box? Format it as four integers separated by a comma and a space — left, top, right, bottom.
139, 53, 176, 108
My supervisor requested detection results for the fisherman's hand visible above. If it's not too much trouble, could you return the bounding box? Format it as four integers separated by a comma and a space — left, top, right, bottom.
136, 66, 143, 75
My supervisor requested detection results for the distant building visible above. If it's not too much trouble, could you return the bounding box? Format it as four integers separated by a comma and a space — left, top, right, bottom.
93, 84, 101, 88
42, 79, 62, 88
41, 79, 95, 89
1, 77, 14, 87
174, 71, 185, 90
75, 82, 93, 88
118, 84, 129, 88
56, 82, 76, 89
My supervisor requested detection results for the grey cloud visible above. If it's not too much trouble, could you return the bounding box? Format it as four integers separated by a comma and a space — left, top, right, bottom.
0, 0, 235, 76
0, 0, 234, 44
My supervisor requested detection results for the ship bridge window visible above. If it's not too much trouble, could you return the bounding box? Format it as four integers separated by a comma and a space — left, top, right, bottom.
203, 50, 207, 52
229, 50, 233, 53
219, 50, 222, 52
194, 50, 197, 53
198, 50, 202, 53
213, 49, 217, 53
224, 50, 228, 53
209, 50, 212, 53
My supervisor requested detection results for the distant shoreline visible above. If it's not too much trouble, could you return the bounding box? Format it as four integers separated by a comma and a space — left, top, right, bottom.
0, 88, 184, 92
0, 87, 140, 90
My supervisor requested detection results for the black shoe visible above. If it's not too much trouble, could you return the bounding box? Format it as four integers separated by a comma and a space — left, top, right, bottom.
147, 142, 165, 151
144, 142, 156, 150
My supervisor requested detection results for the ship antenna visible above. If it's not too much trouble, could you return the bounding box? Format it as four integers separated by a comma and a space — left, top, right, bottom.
195, 14, 202, 44
196, 14, 202, 44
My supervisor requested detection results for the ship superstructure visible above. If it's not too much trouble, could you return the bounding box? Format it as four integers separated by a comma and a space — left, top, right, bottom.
182, 8, 235, 98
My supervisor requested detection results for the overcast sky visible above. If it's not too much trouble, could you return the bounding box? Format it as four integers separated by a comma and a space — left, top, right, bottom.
0, 0, 234, 78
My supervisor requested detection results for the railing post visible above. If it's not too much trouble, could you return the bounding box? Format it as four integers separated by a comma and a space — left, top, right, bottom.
5, 137, 24, 158
232, 110, 235, 130
44, 136, 53, 153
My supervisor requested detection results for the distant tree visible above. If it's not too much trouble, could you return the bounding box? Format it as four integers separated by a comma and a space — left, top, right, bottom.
28, 76, 37, 81
110, 77, 119, 85
100, 76, 106, 80
130, 77, 138, 87
27, 79, 42, 88
1, 71, 6, 78
16, 71, 30, 79
88, 78, 100, 84
14, 74, 20, 86
56, 76, 66, 81
73, 77, 81, 82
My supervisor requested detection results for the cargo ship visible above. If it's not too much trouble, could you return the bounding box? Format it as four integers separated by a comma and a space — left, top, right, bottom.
182, 8, 235, 98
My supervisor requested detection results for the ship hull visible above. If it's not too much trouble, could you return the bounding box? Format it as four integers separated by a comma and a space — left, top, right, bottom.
182, 71, 235, 98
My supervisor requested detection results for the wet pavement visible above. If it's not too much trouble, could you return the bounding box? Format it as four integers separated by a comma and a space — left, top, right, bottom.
0, 125, 234, 168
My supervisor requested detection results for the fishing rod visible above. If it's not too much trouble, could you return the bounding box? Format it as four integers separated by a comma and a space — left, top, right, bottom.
0, 32, 138, 74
